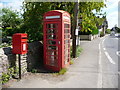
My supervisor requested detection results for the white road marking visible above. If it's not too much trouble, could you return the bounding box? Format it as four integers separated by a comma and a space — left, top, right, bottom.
102, 39, 105, 46
116, 51, 120, 56
101, 38, 105, 50
98, 43, 102, 88
99, 44, 101, 65
103, 48, 106, 51
104, 51, 116, 64
114, 38, 118, 40
118, 72, 120, 75
102, 37, 116, 65
98, 35, 116, 88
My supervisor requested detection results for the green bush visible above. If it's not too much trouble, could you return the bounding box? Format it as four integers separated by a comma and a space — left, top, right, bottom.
79, 30, 92, 35
2, 27, 19, 37
118, 29, 120, 33
100, 31, 104, 37
116, 27, 120, 33
0, 43, 11, 48
106, 29, 111, 34
70, 46, 73, 58
1, 67, 19, 84
58, 68, 67, 75
1, 73, 10, 84
70, 59, 74, 65
70, 46, 83, 58
31, 69, 38, 73
76, 46, 83, 57
92, 29, 99, 35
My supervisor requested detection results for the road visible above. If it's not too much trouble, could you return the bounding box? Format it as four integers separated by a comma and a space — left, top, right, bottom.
3, 34, 119, 88
99, 34, 119, 88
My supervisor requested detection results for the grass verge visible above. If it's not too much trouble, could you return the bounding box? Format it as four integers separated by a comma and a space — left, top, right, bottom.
53, 68, 67, 76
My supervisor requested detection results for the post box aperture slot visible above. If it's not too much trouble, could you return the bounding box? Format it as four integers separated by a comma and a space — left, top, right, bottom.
21, 37, 27, 39
21, 41, 27, 43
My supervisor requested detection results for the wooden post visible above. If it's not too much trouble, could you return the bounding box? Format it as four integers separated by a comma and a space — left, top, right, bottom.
18, 54, 21, 79
72, 1, 79, 58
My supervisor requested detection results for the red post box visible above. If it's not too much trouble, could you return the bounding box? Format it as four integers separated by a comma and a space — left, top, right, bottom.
12, 33, 28, 54
43, 10, 71, 71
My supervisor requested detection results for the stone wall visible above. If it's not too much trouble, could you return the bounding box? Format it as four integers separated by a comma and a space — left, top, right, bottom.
0, 41, 43, 78
0, 47, 26, 77
80, 34, 99, 41
27, 41, 43, 71
0, 47, 16, 75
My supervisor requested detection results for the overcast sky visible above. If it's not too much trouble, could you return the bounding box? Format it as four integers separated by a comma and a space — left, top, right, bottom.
0, 0, 119, 29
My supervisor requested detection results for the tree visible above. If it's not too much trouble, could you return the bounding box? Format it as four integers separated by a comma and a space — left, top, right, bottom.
1, 8, 22, 36
79, 2, 105, 34
21, 2, 105, 42
1, 8, 22, 30
22, 2, 74, 42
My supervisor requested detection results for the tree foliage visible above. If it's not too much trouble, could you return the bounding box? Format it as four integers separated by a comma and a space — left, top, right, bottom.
21, 2, 51, 42
79, 2, 105, 34
1, 8, 22, 36
22, 2, 74, 42
22, 2, 105, 42
1, 8, 22, 29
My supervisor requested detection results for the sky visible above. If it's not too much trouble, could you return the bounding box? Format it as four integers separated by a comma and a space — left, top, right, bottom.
0, 0, 119, 29
103, 0, 119, 29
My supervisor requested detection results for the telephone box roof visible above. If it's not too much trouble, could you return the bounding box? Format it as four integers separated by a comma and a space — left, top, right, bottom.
44, 10, 70, 15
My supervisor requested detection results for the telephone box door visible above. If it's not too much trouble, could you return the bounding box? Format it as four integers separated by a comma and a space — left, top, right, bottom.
44, 22, 61, 70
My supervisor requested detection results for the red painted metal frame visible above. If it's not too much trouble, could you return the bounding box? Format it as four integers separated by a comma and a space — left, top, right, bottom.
12, 33, 28, 55
43, 10, 71, 71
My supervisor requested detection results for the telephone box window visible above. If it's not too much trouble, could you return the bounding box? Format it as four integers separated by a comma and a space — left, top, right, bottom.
64, 23, 70, 65
47, 24, 58, 28
64, 40, 70, 44
64, 24, 69, 28
47, 55, 58, 67
47, 46, 58, 50
64, 35, 70, 39
48, 40, 56, 45
47, 29, 57, 34
47, 50, 58, 55
65, 29, 69, 33
47, 34, 57, 39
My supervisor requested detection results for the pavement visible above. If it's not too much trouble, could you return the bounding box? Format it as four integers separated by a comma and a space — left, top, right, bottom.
2, 34, 119, 88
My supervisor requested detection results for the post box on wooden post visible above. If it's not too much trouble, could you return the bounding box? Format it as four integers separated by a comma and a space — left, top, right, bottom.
12, 33, 28, 79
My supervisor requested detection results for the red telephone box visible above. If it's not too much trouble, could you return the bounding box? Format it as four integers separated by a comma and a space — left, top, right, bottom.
43, 10, 71, 71
12, 33, 28, 54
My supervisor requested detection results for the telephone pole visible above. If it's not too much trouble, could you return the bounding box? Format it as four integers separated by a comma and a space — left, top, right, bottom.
72, 1, 79, 58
